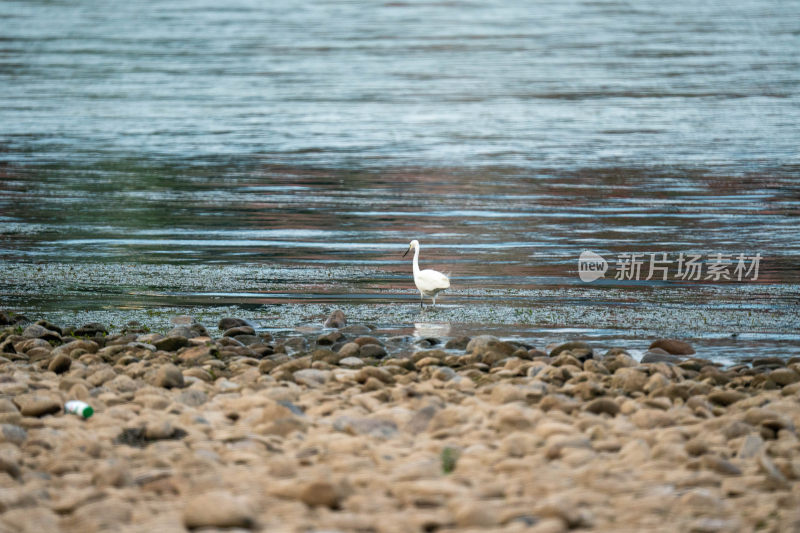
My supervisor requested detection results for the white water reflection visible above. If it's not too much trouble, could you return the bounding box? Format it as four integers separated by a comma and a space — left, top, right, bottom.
414, 322, 452, 339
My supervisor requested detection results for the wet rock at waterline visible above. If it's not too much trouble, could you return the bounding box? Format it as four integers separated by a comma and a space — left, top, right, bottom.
324, 309, 347, 328
649, 338, 696, 355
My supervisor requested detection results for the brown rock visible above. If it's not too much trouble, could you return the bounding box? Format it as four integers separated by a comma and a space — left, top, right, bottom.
223, 325, 255, 338
603, 352, 637, 372
584, 397, 620, 416
183, 491, 255, 529
317, 330, 343, 345
453, 502, 499, 528
0, 455, 21, 479
178, 345, 214, 363
298, 480, 342, 509
218, 317, 251, 330
684, 438, 708, 457
649, 338, 695, 355
583, 359, 609, 374
467, 335, 517, 357
153, 335, 190, 352
47, 353, 72, 374
354, 336, 382, 346
707, 389, 746, 406
359, 344, 387, 358
13, 392, 61, 417
611, 368, 648, 394
444, 336, 470, 350
769, 368, 800, 386
551, 353, 582, 368
336, 342, 361, 358
310, 348, 341, 364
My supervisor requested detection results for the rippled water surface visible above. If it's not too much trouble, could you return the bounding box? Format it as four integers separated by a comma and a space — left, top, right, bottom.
1, 0, 799, 361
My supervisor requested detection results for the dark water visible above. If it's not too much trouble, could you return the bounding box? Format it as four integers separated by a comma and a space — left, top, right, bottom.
1, 0, 799, 361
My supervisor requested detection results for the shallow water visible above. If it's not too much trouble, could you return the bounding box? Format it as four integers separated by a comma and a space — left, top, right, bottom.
1, 0, 799, 361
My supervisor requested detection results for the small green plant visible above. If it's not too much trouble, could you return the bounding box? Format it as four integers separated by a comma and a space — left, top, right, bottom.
441, 447, 459, 474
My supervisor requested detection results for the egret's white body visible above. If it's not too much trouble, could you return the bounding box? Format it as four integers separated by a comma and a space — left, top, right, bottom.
403, 240, 450, 308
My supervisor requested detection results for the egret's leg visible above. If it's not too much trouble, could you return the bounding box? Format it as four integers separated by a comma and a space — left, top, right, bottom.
432, 296, 436, 308
420, 293, 424, 309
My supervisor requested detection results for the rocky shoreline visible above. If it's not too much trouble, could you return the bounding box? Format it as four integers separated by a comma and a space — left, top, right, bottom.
0, 310, 798, 532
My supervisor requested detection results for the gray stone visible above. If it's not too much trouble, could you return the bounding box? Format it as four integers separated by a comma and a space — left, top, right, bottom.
333, 416, 397, 438
641, 349, 683, 364
359, 344, 387, 358
35, 320, 63, 335
0, 424, 27, 445
167, 325, 199, 339
283, 337, 307, 353
177, 389, 208, 407
73, 322, 108, 337
466, 335, 500, 353
445, 336, 470, 350
153, 335, 190, 352
339, 356, 365, 369
432, 366, 457, 381
549, 341, 592, 358
233, 334, 261, 346
701, 455, 742, 476
170, 315, 196, 326
125, 341, 156, 352
218, 317, 253, 331
405, 405, 438, 433
770, 368, 800, 386
758, 452, 789, 488
737, 433, 764, 459
22, 324, 60, 341
293, 369, 331, 387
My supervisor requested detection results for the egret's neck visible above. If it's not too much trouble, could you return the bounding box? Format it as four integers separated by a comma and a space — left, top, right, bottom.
412, 246, 420, 276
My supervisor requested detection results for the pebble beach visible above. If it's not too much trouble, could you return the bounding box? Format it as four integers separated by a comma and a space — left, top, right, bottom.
0, 310, 798, 532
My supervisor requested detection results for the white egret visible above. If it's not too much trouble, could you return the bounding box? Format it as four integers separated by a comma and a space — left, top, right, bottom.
402, 239, 450, 308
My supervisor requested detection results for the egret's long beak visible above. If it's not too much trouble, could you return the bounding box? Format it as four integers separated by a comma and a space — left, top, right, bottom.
402, 246, 410, 258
